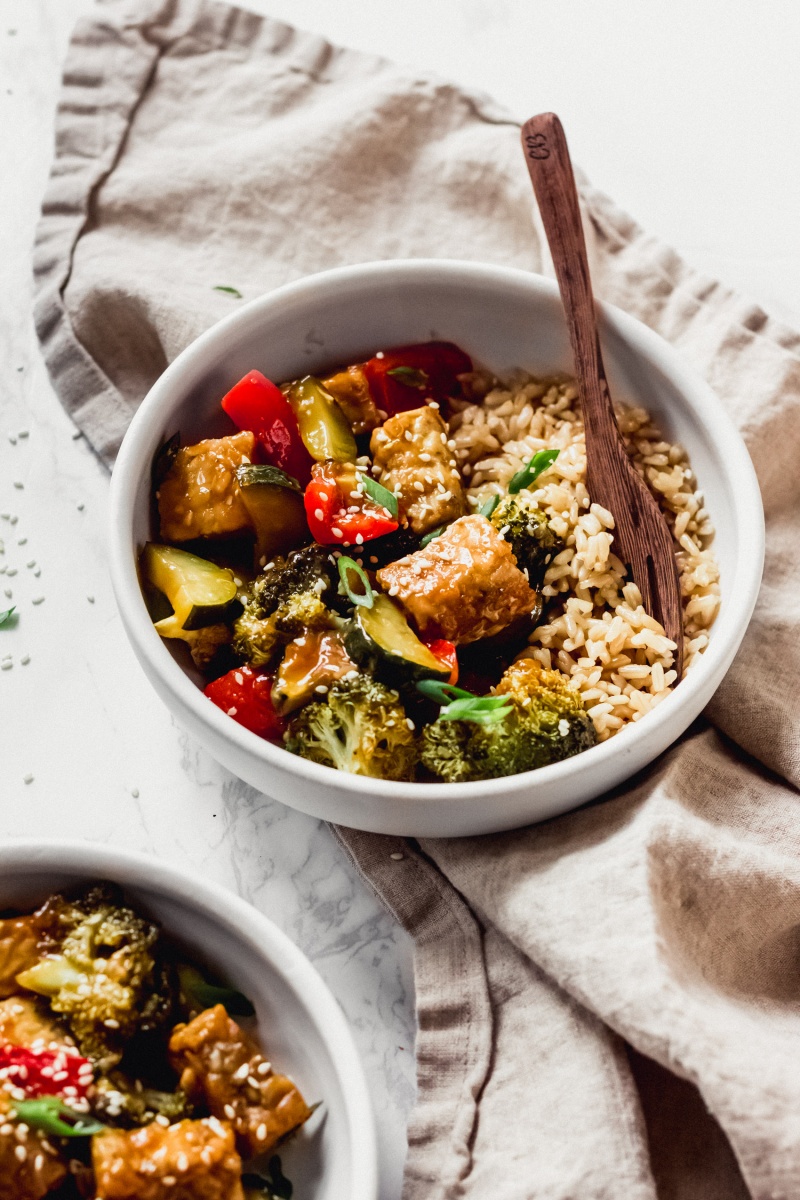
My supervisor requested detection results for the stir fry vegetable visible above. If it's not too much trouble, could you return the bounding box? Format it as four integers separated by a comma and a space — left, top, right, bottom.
143, 342, 597, 783
0, 884, 312, 1197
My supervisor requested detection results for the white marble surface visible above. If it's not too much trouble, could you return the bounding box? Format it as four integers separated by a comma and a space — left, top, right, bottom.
2, 1, 800, 1196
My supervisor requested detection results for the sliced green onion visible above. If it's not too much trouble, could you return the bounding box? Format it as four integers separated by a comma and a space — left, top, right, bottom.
359, 473, 398, 519
337, 556, 375, 609
178, 963, 255, 1018
416, 679, 512, 726
13, 1097, 105, 1138
478, 495, 500, 519
419, 525, 446, 548
213, 285, 243, 298
386, 366, 428, 389
0, 606, 16, 627
508, 448, 560, 495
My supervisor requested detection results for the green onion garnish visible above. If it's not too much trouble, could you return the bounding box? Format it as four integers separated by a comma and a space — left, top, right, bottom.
13, 1097, 105, 1138
508, 448, 560, 495
477, 495, 500, 519
386, 366, 428, 389
359, 473, 398, 519
337, 556, 375, 609
213, 285, 243, 298
0, 606, 16, 627
416, 680, 513, 726
178, 963, 255, 1017
419, 526, 446, 548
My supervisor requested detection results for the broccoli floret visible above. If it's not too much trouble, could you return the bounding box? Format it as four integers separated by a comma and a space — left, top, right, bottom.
91, 1074, 192, 1128
491, 496, 563, 589
233, 589, 333, 667
285, 676, 419, 780
16, 885, 176, 1071
420, 658, 596, 782
251, 544, 337, 617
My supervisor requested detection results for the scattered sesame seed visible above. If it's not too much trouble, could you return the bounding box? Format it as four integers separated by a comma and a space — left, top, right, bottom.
20, 655, 29, 666
26, 560, 35, 569
7, 436, 16, 446
1, 662, 12, 671
9, 516, 17, 525
131, 788, 139, 798
86, 595, 94, 604
23, 774, 33, 785
314, 684, 329, 694
355, 533, 364, 544
76, 503, 85, 511
33, 568, 40, 578
331, 527, 343, 538
405, 718, 415, 730
257, 1123, 268, 1141
314, 508, 324, 521
390, 851, 405, 861
31, 596, 44, 605
6, 568, 15, 577
18, 431, 28, 439
227, 706, 238, 716
103, 1018, 120, 1029
71, 429, 82, 440
12, 482, 23, 489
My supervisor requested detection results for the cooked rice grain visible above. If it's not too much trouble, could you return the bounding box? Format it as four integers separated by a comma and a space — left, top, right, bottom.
449, 373, 720, 741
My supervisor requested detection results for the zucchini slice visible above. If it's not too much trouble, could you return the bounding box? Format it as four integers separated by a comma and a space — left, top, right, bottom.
285, 376, 359, 463
345, 593, 450, 684
235, 464, 309, 567
142, 543, 242, 636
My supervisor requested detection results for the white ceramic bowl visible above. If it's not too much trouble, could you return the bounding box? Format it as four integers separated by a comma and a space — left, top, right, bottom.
0, 841, 377, 1200
109, 260, 764, 837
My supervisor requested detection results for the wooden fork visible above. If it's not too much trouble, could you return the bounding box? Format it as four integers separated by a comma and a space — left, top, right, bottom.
521, 111, 683, 677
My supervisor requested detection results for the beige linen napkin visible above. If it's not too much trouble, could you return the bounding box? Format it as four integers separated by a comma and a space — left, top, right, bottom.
34, 1, 800, 1196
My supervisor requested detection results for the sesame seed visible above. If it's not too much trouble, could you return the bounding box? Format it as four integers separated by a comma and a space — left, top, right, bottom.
8, 436, 16, 445
20, 655, 29, 666
23, 774, 33, 785
1, 662, 12, 671
18, 431, 28, 439
257, 1123, 267, 1141
6, 568, 16, 576
71, 429, 82, 440
223, 1104, 236, 1120
76, 502, 84, 511
4, 589, 11, 599
26, 560, 35, 569
234, 671, 244, 685
256, 1060, 271, 1075
33, 568, 40, 578
405, 718, 415, 730
13, 482, 23, 489
375, 351, 384, 359
86, 595, 94, 604
314, 508, 324, 521
314, 685, 329, 694
131, 788, 139, 798
17, 537, 26, 545
390, 851, 405, 861
227, 706, 238, 716
103, 1018, 119, 1029
9, 516, 17, 525
331, 527, 343, 538
32, 596, 44, 605
14, 1144, 25, 1162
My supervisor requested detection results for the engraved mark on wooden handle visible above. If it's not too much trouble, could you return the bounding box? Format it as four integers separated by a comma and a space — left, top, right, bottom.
525, 132, 549, 160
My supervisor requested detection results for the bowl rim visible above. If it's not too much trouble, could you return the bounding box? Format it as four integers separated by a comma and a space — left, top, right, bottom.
109, 258, 765, 808
0, 838, 379, 1200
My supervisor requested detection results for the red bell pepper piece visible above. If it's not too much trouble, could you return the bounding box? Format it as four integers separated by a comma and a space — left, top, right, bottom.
304, 461, 398, 547
221, 370, 313, 484
362, 342, 473, 417
204, 665, 287, 742
423, 637, 459, 686
0, 1044, 93, 1099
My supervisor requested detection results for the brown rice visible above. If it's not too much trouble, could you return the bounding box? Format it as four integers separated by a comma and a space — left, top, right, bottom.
447, 373, 720, 741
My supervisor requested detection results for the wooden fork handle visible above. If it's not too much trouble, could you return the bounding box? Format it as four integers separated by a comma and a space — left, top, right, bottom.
521, 113, 618, 446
